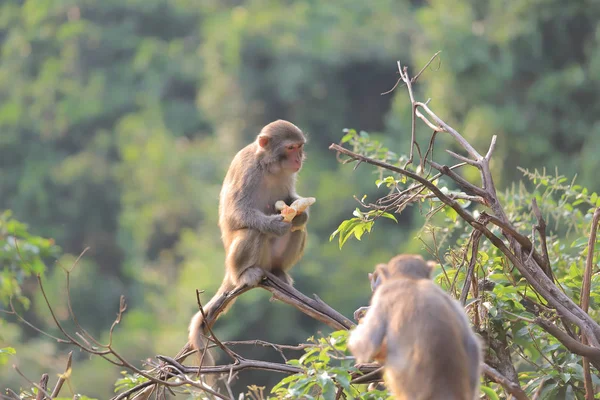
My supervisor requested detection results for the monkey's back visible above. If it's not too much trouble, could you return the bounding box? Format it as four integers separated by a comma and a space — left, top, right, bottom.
218, 144, 261, 233
381, 279, 475, 400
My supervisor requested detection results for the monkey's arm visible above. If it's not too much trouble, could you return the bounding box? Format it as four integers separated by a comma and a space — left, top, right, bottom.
231, 208, 290, 236
348, 299, 387, 364
448, 298, 482, 391
353, 306, 370, 322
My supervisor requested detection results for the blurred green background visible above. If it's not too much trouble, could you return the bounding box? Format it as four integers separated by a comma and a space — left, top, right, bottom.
1, 0, 599, 397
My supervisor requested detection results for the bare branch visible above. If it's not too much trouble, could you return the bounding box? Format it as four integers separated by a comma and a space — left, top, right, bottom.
412, 51, 442, 83
482, 364, 529, 400
51, 351, 73, 398
484, 135, 497, 161
445, 150, 478, 166
460, 230, 482, 305
329, 143, 600, 346
260, 273, 354, 330
415, 102, 482, 161
534, 318, 600, 370
35, 373, 48, 400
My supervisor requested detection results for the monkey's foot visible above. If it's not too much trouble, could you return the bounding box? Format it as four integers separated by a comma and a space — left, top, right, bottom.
238, 266, 266, 287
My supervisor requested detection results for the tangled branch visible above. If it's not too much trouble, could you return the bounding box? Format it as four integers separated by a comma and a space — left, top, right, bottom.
329, 57, 600, 396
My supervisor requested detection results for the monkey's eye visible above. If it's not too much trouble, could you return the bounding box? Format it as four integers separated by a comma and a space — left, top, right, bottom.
287, 145, 295, 150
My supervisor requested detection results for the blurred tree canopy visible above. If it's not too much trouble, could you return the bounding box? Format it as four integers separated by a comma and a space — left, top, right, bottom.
1, 0, 599, 397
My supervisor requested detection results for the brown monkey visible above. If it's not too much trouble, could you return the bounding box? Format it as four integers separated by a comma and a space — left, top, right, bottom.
348, 254, 482, 400
353, 263, 388, 322
188, 120, 310, 355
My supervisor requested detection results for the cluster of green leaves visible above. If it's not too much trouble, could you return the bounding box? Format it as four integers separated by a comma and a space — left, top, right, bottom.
0, 210, 60, 308
270, 331, 389, 400
114, 371, 148, 394
331, 128, 471, 249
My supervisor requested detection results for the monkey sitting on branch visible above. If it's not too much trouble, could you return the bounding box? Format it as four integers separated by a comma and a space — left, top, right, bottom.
348, 254, 482, 400
188, 120, 314, 359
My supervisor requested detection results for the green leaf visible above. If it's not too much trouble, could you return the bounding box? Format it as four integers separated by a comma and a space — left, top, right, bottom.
339, 219, 363, 248
0, 347, 16, 355
378, 212, 398, 222
570, 237, 588, 249
352, 208, 364, 219
272, 373, 301, 392
445, 206, 458, 222
334, 372, 351, 390
340, 130, 356, 143
0, 347, 16, 366
480, 385, 499, 400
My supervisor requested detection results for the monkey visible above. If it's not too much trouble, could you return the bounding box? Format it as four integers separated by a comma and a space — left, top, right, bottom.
188, 120, 310, 359
353, 263, 388, 322
348, 254, 482, 400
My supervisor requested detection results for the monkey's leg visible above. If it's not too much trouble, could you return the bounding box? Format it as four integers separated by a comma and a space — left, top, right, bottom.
290, 209, 309, 228
271, 230, 306, 285
227, 229, 271, 287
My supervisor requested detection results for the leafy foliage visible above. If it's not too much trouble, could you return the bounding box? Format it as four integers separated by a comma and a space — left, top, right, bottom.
270, 331, 389, 400
0, 210, 60, 307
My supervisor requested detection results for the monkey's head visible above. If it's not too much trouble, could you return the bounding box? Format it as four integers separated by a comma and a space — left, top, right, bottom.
256, 120, 306, 174
369, 254, 435, 290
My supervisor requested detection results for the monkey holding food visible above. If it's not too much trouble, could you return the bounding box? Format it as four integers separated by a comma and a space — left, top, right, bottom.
188, 120, 313, 357
348, 254, 482, 400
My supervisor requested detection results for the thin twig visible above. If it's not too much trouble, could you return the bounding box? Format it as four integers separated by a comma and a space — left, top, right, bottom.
51, 351, 73, 398
460, 230, 482, 305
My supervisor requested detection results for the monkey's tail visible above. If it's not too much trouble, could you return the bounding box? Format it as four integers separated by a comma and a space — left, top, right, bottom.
188, 280, 236, 363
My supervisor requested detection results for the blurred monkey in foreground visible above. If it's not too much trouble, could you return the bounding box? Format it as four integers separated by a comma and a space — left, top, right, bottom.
348, 254, 482, 400
188, 120, 310, 357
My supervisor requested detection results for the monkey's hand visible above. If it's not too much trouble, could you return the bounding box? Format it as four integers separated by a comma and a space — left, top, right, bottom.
267, 214, 292, 236
353, 306, 370, 322
290, 211, 309, 232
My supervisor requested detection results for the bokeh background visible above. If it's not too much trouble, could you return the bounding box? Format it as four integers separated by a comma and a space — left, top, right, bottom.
1, 0, 600, 397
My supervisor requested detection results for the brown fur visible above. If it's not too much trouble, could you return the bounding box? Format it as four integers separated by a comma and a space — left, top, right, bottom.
348, 254, 481, 400
188, 120, 310, 357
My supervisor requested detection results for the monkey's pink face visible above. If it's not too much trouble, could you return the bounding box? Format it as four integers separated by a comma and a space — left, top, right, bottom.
283, 143, 304, 173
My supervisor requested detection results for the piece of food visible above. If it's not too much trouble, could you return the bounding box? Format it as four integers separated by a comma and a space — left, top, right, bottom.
275, 197, 316, 223
280, 206, 297, 223
290, 197, 316, 213
275, 200, 288, 211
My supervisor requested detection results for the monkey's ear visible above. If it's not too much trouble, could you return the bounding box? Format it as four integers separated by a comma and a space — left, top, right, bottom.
425, 260, 437, 278
368, 272, 373, 280
377, 264, 390, 280
258, 135, 269, 148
